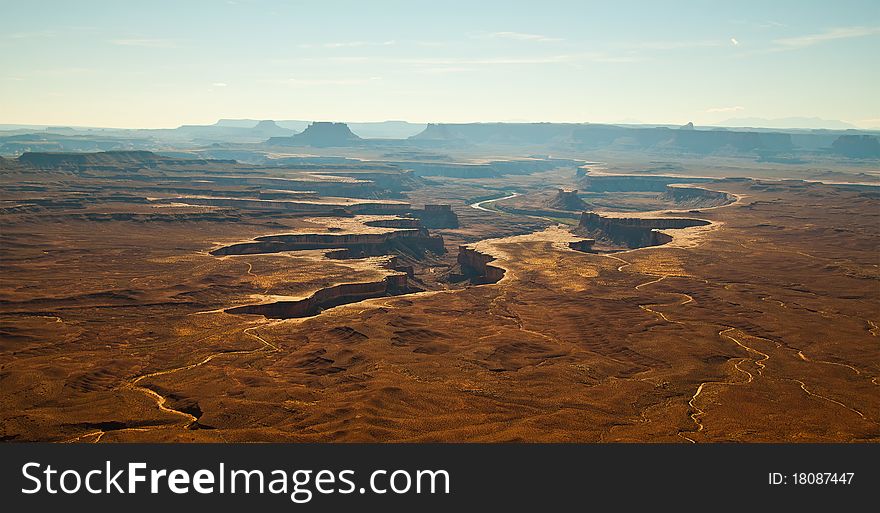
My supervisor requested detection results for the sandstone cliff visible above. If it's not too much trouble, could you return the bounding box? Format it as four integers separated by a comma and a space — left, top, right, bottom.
457, 246, 505, 284
577, 212, 709, 248
546, 189, 589, 211
226, 274, 409, 319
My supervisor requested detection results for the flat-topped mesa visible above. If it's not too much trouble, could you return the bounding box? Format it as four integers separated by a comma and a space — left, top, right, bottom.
398, 158, 579, 179
266, 122, 363, 147
363, 218, 423, 229
546, 188, 589, 211
410, 122, 577, 145
457, 246, 505, 284
257, 189, 320, 200
577, 212, 710, 249
411, 204, 459, 228
660, 185, 734, 208
831, 134, 880, 158
250, 120, 290, 136
157, 196, 411, 216
210, 225, 445, 259
306, 168, 423, 198
225, 274, 411, 319
578, 174, 711, 192
410, 123, 462, 142
410, 122, 796, 154
567, 238, 596, 252
383, 255, 415, 277
17, 151, 234, 171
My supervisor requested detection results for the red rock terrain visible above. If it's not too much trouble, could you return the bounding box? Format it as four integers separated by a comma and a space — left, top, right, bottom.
0, 153, 877, 442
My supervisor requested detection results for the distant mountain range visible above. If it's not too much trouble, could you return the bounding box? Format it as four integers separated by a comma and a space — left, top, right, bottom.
215, 119, 427, 139
409, 122, 799, 154
0, 119, 429, 140
2, 119, 879, 159
714, 117, 860, 130
3, 117, 870, 137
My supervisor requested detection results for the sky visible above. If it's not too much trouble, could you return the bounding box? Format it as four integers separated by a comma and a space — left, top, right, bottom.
1, 0, 879, 129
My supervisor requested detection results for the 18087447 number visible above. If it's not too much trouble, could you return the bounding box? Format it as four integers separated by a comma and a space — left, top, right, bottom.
793, 472, 854, 485
769, 472, 854, 485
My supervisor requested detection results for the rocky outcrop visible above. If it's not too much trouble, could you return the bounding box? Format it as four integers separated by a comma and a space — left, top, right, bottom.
172, 120, 296, 142
401, 162, 495, 178
411, 204, 459, 228
159, 196, 410, 215
35, 212, 241, 223
457, 246, 505, 284
211, 228, 445, 258
831, 135, 880, 158
577, 212, 709, 248
410, 123, 460, 142
546, 189, 589, 211
179, 175, 391, 200
576, 175, 734, 208
578, 174, 711, 192
671, 129, 793, 154
267, 122, 362, 147
17, 151, 233, 171
363, 218, 423, 229
250, 120, 290, 136
411, 123, 577, 145
660, 185, 734, 208
410, 122, 795, 155
258, 190, 320, 200
318, 168, 422, 190
570, 124, 794, 153
384, 256, 415, 277
225, 274, 410, 319
567, 239, 596, 252
494, 205, 582, 220
0, 134, 153, 155
398, 158, 579, 179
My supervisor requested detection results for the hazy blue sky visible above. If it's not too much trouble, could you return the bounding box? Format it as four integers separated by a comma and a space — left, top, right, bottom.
1, 0, 878, 128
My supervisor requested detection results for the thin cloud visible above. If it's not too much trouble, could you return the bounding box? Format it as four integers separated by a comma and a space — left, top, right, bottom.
623, 39, 722, 51
212, 82, 228, 87
376, 52, 632, 65
484, 31, 562, 43
413, 40, 451, 48
111, 38, 178, 48
283, 77, 382, 86
707, 106, 745, 113
756, 20, 786, 29
4, 30, 57, 39
416, 67, 472, 75
408, 55, 571, 65
266, 51, 637, 69
18, 67, 94, 77
298, 40, 396, 49
732, 20, 787, 29
773, 26, 880, 50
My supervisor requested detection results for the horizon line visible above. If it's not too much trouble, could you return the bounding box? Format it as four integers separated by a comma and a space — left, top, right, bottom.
2, 118, 878, 132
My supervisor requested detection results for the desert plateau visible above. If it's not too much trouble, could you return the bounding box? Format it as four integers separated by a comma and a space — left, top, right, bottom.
1, 120, 878, 443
